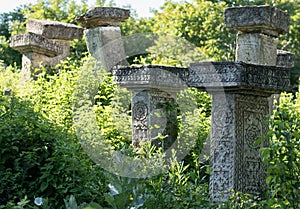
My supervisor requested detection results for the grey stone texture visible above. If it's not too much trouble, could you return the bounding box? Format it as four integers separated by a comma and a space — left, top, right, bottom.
277, 50, 295, 68
76, 7, 130, 28
84, 27, 127, 71
225, 6, 289, 36
189, 62, 290, 92
10, 32, 63, 57
236, 33, 278, 65
113, 65, 188, 92
27, 19, 83, 40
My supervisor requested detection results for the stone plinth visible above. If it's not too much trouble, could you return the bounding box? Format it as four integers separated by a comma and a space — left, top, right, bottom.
225, 6, 289, 65
27, 19, 83, 40
10, 32, 63, 57
225, 6, 289, 36
113, 65, 188, 147
76, 7, 130, 71
76, 7, 130, 28
189, 61, 291, 201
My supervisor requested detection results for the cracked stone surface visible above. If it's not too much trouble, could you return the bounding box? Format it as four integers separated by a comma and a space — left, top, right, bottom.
225, 6, 289, 36
76, 7, 130, 28
27, 19, 83, 40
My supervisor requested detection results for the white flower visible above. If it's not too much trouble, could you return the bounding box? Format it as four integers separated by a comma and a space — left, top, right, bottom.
34, 197, 43, 206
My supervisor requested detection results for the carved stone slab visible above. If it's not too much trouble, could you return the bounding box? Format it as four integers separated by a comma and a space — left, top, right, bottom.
76, 7, 130, 28
113, 65, 189, 93
225, 6, 289, 36
27, 19, 83, 40
10, 32, 63, 57
189, 62, 290, 92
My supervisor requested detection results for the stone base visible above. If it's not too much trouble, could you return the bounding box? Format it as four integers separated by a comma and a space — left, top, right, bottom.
236, 33, 278, 65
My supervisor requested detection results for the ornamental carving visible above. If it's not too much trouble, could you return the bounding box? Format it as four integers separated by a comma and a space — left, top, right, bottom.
133, 102, 148, 121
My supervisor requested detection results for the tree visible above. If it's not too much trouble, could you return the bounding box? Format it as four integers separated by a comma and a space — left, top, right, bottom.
0, 8, 25, 66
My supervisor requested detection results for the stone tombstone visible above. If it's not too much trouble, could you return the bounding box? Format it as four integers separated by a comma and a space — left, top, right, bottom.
10, 19, 83, 78
187, 6, 293, 201
113, 65, 188, 148
76, 7, 130, 71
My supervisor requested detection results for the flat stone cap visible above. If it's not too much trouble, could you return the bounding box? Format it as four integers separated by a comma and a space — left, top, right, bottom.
189, 61, 290, 92
27, 19, 83, 40
113, 65, 188, 92
225, 6, 289, 35
10, 32, 63, 57
76, 7, 130, 28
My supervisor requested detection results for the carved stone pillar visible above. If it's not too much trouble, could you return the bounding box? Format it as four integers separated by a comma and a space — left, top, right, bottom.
76, 7, 130, 71
189, 61, 291, 201
113, 65, 188, 147
10, 19, 83, 78
189, 6, 293, 202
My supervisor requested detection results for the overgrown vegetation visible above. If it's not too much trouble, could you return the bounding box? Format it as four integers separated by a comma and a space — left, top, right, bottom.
0, 0, 300, 208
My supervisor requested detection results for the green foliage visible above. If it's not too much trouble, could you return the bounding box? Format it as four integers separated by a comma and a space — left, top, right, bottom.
0, 57, 107, 208
0, 8, 25, 66
260, 93, 300, 208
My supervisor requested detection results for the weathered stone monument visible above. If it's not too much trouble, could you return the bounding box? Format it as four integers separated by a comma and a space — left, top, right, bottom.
10, 19, 83, 78
189, 6, 292, 201
76, 7, 130, 71
112, 5, 293, 202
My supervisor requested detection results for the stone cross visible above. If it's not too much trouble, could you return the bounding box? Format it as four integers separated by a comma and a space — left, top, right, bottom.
188, 6, 293, 201
76, 7, 130, 71
10, 19, 83, 78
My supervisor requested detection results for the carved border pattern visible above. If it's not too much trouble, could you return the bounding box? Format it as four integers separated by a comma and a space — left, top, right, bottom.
210, 93, 235, 201
235, 94, 269, 194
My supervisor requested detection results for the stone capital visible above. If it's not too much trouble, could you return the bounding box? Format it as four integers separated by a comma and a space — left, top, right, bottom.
113, 65, 189, 93
10, 32, 63, 57
76, 7, 130, 28
189, 62, 290, 93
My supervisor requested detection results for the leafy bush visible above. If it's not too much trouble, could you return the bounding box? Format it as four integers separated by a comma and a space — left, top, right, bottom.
260, 93, 300, 208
